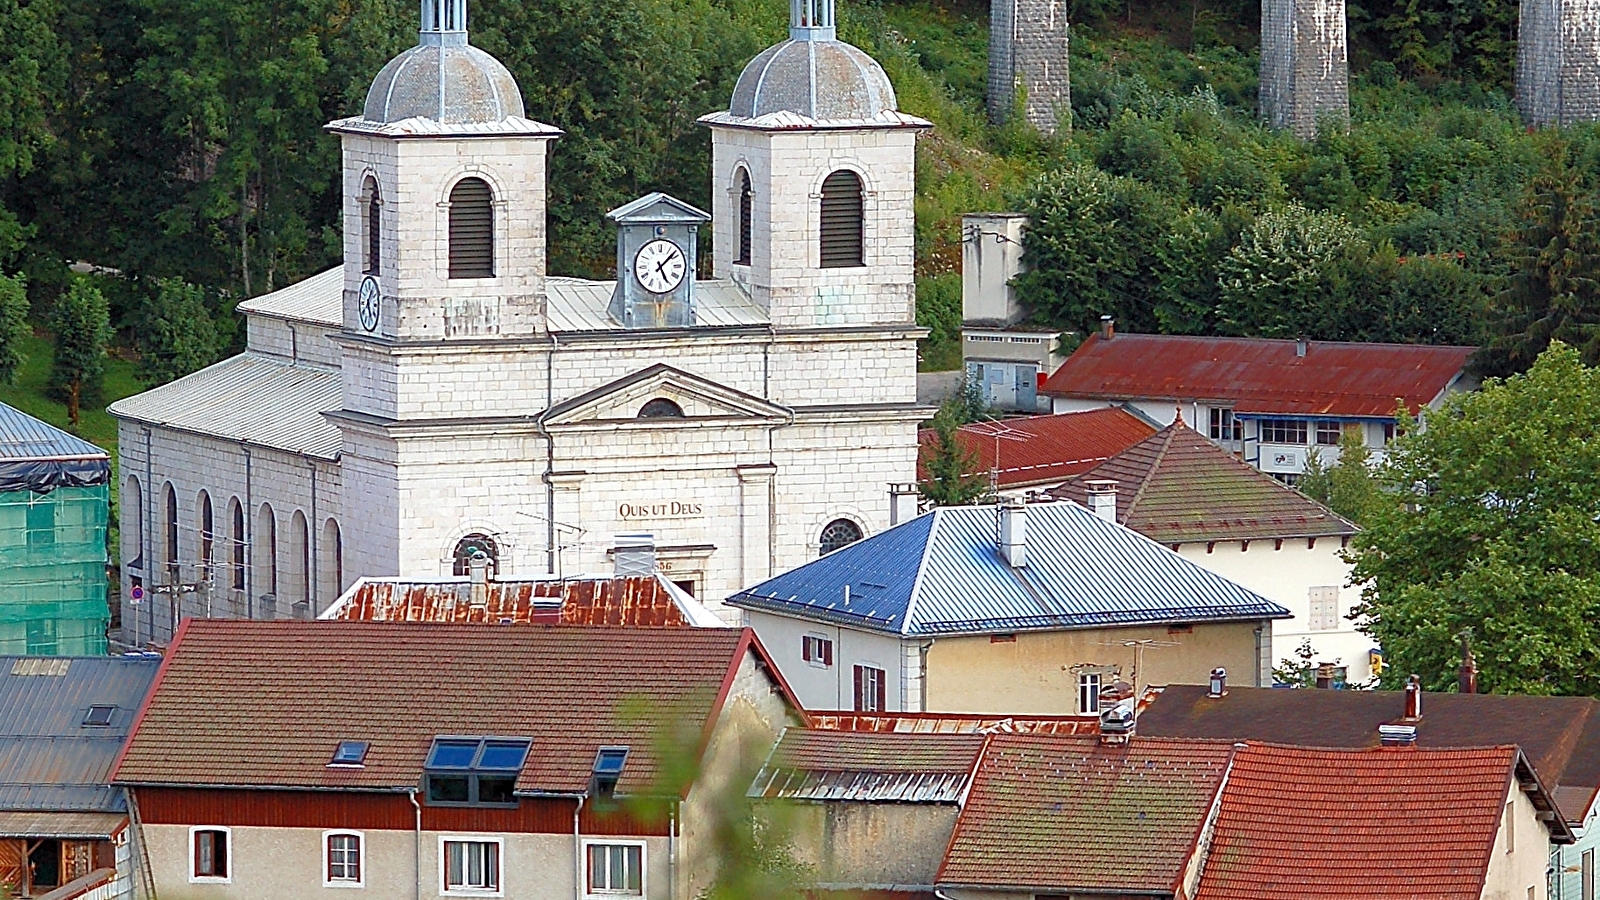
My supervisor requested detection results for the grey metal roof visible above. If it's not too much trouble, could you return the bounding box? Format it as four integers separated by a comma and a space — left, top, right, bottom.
749, 728, 985, 803
727, 502, 1291, 636
0, 402, 108, 462
0, 656, 161, 813
729, 38, 902, 124
546, 278, 768, 332
0, 810, 125, 838
108, 353, 343, 460
235, 266, 342, 326
362, 43, 525, 125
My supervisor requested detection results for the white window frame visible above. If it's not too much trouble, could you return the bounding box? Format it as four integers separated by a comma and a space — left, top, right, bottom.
323, 830, 365, 888
582, 839, 647, 898
440, 836, 504, 897
189, 825, 232, 884
1078, 673, 1102, 714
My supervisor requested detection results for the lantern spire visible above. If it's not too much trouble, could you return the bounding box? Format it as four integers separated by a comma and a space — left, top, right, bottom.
420, 0, 468, 46
790, 0, 836, 40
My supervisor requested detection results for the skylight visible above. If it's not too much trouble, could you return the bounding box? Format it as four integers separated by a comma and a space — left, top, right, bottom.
478, 740, 532, 772
82, 705, 115, 727
423, 737, 533, 808
593, 747, 629, 775
426, 739, 481, 770
329, 740, 371, 767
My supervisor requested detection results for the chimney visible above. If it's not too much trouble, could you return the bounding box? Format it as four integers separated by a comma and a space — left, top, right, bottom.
888, 483, 921, 526
1208, 667, 1228, 698
1378, 724, 1418, 747
1295, 337, 1307, 357
1402, 674, 1423, 720
1100, 315, 1115, 341
1084, 480, 1118, 523
997, 498, 1027, 568
1099, 704, 1135, 743
613, 533, 657, 577
468, 552, 491, 607
1458, 628, 1478, 694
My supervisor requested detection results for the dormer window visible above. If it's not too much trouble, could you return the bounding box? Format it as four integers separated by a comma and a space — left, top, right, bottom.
329, 740, 370, 767
424, 737, 530, 807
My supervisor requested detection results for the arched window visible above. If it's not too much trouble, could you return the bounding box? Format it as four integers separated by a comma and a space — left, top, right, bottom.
735, 168, 753, 266
638, 398, 686, 419
289, 511, 310, 608
125, 475, 143, 571
230, 498, 246, 591
322, 519, 343, 600
819, 518, 864, 555
448, 177, 494, 278
255, 503, 278, 603
197, 491, 214, 577
453, 534, 499, 576
363, 176, 381, 275
163, 483, 179, 582
819, 170, 864, 268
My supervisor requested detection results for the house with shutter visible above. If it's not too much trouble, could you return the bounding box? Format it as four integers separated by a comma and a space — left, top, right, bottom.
112, 620, 800, 900
726, 500, 1290, 716
0, 654, 160, 900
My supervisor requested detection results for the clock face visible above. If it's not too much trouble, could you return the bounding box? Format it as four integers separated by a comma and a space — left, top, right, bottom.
635, 239, 687, 294
357, 276, 381, 332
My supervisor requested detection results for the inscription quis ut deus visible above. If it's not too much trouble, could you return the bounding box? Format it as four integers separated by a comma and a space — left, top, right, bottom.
618, 500, 706, 520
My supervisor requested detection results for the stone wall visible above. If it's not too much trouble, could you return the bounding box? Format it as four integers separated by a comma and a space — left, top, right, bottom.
986, 0, 1071, 134
1517, 0, 1600, 126
1259, 0, 1348, 138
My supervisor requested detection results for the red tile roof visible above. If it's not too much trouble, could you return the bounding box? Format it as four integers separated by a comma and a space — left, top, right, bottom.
113, 620, 795, 797
325, 574, 697, 626
937, 734, 1233, 893
807, 712, 1100, 735
1194, 743, 1526, 900
1050, 420, 1357, 542
1041, 334, 1475, 417
917, 407, 1157, 488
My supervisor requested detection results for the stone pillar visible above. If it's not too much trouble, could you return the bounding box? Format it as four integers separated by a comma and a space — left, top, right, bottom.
1516, 0, 1600, 127
548, 471, 585, 577
1259, 0, 1348, 138
987, 0, 1071, 134
737, 464, 777, 588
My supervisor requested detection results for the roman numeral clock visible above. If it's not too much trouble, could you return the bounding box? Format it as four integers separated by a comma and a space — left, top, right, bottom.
607, 192, 712, 329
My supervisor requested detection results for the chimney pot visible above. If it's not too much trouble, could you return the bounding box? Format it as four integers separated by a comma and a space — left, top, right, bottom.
614, 533, 657, 577
1099, 704, 1135, 743
998, 498, 1027, 568
888, 483, 921, 526
1403, 674, 1423, 720
1208, 667, 1228, 698
1084, 479, 1119, 523
1100, 315, 1115, 341
1379, 724, 1418, 747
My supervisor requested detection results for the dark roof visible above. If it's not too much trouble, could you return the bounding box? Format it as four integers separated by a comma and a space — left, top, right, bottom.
1194, 743, 1556, 900
114, 621, 796, 796
727, 503, 1289, 636
916, 408, 1156, 489
1041, 334, 1475, 418
749, 729, 986, 803
0, 402, 110, 493
937, 734, 1234, 893
323, 573, 718, 627
1050, 420, 1357, 542
0, 656, 161, 813
1139, 683, 1600, 824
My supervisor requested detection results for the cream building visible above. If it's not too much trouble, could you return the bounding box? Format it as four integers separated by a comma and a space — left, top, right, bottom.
109, 0, 931, 641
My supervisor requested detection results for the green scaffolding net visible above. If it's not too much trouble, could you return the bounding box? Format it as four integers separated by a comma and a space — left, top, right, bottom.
0, 486, 110, 655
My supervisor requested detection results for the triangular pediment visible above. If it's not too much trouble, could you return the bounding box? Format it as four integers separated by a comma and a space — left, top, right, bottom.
543, 364, 789, 426
606, 192, 712, 225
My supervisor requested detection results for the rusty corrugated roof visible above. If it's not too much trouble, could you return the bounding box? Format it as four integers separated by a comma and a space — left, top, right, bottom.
1041, 334, 1475, 417
807, 712, 1099, 735
917, 407, 1157, 489
323, 573, 718, 627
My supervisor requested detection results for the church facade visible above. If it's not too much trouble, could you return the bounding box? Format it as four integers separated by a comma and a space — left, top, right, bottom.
110, 0, 930, 641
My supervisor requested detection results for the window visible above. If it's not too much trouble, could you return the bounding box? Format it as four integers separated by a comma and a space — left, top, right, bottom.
1581, 848, 1593, 900
231, 499, 246, 591
1505, 801, 1514, 854
257, 503, 278, 598
330, 740, 370, 767
735, 168, 752, 266
818, 518, 863, 556
25, 496, 55, 548
424, 737, 529, 807
191, 827, 230, 882
591, 746, 629, 803
448, 178, 494, 279
442, 839, 500, 894
585, 842, 644, 896
1309, 586, 1340, 631
326, 832, 363, 886
1316, 420, 1343, 446
1208, 407, 1242, 442
853, 665, 886, 712
164, 483, 180, 581
26, 619, 56, 656
802, 634, 833, 668
1260, 419, 1308, 445
452, 534, 499, 577
126, 474, 144, 571
1383, 422, 1397, 445
82, 705, 115, 727
637, 398, 685, 419
363, 176, 382, 275
1079, 673, 1102, 714
198, 491, 214, 576
819, 170, 864, 268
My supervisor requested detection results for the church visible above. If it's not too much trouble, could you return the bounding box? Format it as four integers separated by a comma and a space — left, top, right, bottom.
109, 0, 930, 641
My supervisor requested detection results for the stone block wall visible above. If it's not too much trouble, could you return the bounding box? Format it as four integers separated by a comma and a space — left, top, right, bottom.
1517, 0, 1600, 126
987, 0, 1071, 134
1260, 0, 1348, 138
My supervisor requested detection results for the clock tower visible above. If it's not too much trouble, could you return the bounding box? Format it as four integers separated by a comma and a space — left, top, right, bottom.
606, 192, 712, 329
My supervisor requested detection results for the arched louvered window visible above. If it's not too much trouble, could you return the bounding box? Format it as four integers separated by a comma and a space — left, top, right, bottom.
448, 177, 494, 278
819, 518, 863, 555
453, 533, 499, 576
736, 168, 753, 266
638, 398, 686, 419
820, 170, 864, 268
363, 176, 381, 275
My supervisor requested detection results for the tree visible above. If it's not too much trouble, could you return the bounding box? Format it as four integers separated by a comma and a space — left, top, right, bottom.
1215, 202, 1369, 339
49, 278, 111, 427
0, 272, 30, 383
1299, 426, 1390, 525
1350, 343, 1600, 694
918, 396, 989, 507
141, 277, 223, 385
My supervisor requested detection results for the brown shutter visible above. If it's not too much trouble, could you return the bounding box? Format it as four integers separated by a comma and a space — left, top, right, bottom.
448, 178, 495, 278
819, 170, 863, 268
853, 665, 864, 711
737, 171, 753, 265
874, 670, 886, 711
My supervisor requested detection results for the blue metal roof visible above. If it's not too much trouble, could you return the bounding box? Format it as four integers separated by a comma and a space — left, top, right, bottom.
0, 402, 108, 461
0, 656, 161, 812
728, 502, 1290, 636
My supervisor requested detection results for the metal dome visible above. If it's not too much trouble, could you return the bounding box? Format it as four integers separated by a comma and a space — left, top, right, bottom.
363, 43, 525, 125
729, 38, 897, 122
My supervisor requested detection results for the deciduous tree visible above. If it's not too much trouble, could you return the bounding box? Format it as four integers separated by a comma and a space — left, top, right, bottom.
49, 278, 111, 427
141, 277, 223, 385
0, 272, 30, 384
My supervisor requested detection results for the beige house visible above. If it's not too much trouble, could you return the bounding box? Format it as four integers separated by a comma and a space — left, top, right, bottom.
112, 621, 800, 900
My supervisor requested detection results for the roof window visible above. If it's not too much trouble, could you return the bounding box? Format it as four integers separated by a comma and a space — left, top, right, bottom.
424, 737, 531, 808
82, 705, 115, 727
329, 740, 371, 767
591, 746, 630, 805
